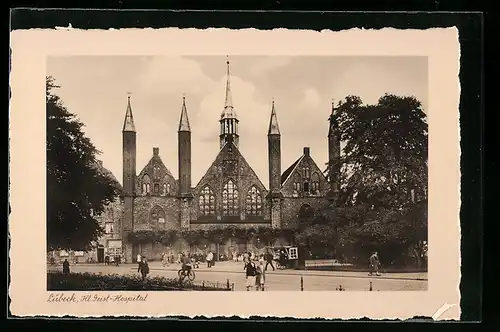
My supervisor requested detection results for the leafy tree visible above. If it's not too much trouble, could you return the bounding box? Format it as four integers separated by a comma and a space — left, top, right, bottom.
331, 94, 428, 209
46, 76, 121, 251
294, 224, 338, 259
317, 94, 428, 267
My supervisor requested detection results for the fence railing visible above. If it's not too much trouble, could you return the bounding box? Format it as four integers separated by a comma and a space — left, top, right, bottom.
188, 278, 235, 291
299, 276, 377, 291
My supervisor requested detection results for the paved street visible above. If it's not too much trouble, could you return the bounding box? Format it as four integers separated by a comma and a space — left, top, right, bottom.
50, 261, 427, 291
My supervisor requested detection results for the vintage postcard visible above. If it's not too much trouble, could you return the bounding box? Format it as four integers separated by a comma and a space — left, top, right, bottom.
9, 27, 461, 319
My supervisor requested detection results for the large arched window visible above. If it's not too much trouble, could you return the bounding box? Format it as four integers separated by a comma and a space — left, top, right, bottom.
311, 172, 320, 194
142, 174, 151, 195
162, 175, 171, 196
293, 173, 302, 196
303, 166, 311, 179
246, 186, 263, 217
150, 205, 166, 223
298, 204, 314, 223
199, 186, 216, 216
153, 183, 160, 194
222, 180, 239, 216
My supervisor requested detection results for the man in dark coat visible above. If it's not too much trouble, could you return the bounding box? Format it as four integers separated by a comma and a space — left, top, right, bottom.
139, 257, 150, 280
264, 250, 275, 271
62, 259, 70, 274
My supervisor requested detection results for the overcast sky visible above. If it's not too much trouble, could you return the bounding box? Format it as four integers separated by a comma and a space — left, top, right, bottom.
47, 55, 427, 188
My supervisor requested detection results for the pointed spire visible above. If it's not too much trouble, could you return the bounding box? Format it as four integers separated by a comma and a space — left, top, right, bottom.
268, 98, 280, 135
224, 56, 233, 108
178, 95, 191, 132
122, 95, 136, 132
220, 56, 237, 120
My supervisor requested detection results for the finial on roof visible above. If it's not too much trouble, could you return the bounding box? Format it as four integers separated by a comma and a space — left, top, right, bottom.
268, 99, 280, 135
178, 95, 191, 132
123, 93, 136, 132
220, 56, 237, 120
224, 56, 233, 108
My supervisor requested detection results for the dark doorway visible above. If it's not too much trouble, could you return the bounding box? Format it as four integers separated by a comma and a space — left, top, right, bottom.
298, 204, 315, 223
97, 247, 104, 263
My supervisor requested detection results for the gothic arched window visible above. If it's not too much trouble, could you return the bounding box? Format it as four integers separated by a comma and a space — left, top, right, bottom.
150, 205, 166, 223
311, 172, 320, 194
142, 174, 151, 195
222, 180, 239, 216
298, 204, 314, 223
246, 186, 263, 217
293, 173, 301, 195
162, 183, 167, 196
154, 183, 160, 194
153, 164, 161, 181
199, 186, 216, 216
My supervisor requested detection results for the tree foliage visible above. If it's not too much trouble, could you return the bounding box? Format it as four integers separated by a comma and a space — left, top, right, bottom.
301, 94, 428, 266
46, 76, 121, 251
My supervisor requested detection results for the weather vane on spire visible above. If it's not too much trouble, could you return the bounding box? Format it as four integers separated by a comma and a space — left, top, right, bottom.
226, 54, 229, 64
126, 91, 132, 100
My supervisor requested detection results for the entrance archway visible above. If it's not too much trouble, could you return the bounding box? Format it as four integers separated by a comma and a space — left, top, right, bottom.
298, 203, 315, 223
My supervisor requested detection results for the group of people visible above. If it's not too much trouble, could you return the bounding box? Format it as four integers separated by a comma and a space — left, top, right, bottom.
243, 256, 268, 291
104, 254, 122, 266
235, 248, 289, 270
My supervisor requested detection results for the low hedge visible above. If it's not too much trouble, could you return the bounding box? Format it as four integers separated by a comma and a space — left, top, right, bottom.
47, 272, 232, 291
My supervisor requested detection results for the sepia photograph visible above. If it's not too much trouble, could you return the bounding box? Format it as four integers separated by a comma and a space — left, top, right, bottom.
45, 54, 428, 292
9, 26, 460, 319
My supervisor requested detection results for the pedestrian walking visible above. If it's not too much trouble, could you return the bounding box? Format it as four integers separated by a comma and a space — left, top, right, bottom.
206, 251, 213, 268
62, 259, 70, 274
161, 252, 169, 267
140, 257, 150, 280
265, 250, 275, 271
244, 259, 257, 291
137, 253, 142, 272
368, 252, 381, 276
256, 260, 266, 291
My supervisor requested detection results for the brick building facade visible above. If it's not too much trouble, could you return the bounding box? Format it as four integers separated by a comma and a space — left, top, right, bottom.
112, 60, 341, 263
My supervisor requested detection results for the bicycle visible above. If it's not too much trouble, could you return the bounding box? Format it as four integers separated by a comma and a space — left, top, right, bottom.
178, 268, 196, 281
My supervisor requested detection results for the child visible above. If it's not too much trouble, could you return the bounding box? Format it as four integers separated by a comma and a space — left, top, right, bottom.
255, 260, 266, 291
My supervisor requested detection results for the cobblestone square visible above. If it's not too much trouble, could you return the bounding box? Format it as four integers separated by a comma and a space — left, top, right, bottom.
50, 261, 428, 292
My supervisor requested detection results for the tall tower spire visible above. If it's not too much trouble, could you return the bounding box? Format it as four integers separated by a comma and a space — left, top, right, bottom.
178, 95, 193, 229
219, 56, 239, 149
178, 95, 191, 132
122, 94, 137, 263
267, 99, 282, 229
123, 96, 136, 132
